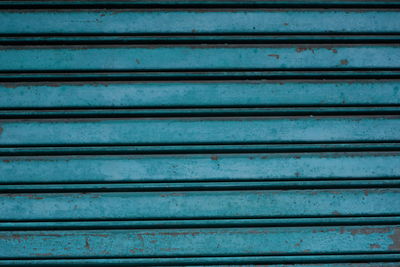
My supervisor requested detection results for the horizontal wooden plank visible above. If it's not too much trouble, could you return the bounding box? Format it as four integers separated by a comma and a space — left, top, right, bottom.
1, 189, 399, 220
0, 116, 399, 145
1, 152, 399, 183
1, 81, 400, 108
0, 225, 399, 258
0, 45, 399, 71
1, 10, 400, 34
1, 216, 400, 230
1, 256, 400, 267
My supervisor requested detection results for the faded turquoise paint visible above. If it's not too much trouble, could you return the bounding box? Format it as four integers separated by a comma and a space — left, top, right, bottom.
1, 10, 400, 34
0, 152, 399, 183
0, 226, 398, 258
1, 81, 400, 108
0, 2, 400, 266
1, 189, 400, 220
0, 258, 399, 267
3, 0, 400, 7
0, 46, 399, 71
0, 116, 399, 145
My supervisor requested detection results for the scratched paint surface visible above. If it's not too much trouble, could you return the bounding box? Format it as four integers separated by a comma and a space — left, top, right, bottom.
0, 10, 400, 34
0, 46, 399, 71
1, 189, 399, 220
0, 226, 399, 258
1, 152, 399, 183
1, 1, 400, 266
1, 81, 399, 108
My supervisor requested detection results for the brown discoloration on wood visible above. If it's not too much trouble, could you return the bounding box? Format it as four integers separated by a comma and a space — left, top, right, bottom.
268, 54, 280, 59
340, 59, 349, 65
0, 126, 2, 135
327, 47, 338, 53
370, 243, 381, 248
211, 155, 218, 160
296, 47, 315, 54
34, 253, 53, 256
85, 237, 90, 250
160, 192, 185, 197
350, 227, 391, 235
389, 228, 400, 250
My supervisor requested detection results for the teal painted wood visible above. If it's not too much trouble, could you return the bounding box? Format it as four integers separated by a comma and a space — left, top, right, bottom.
0, 226, 398, 258
0, 45, 399, 71
1, 152, 399, 183
1, 10, 400, 34
1, 189, 399, 220
3, 0, 400, 7
1, 2, 399, 265
0, 116, 399, 145
1, 81, 400, 108
1, 258, 400, 267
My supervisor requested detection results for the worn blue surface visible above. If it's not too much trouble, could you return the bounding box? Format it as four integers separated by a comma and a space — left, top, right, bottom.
1, 116, 400, 145
1, 152, 399, 183
0, 2, 400, 266
1, 10, 400, 34
0, 45, 399, 71
1, 81, 399, 108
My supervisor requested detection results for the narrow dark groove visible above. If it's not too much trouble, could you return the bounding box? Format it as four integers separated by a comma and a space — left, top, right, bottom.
1, 39, 400, 45
1, 140, 400, 149
1, 107, 400, 119
1, 70, 399, 82
2, 3, 400, 9
1, 252, 400, 262
1, 220, 400, 232
1, 182, 400, 193
1, 145, 400, 156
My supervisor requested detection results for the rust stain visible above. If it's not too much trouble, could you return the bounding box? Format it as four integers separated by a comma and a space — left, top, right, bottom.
340, 59, 349, 65
296, 47, 315, 54
283, 23, 289, 26
34, 253, 53, 256
350, 227, 391, 236
326, 48, 338, 53
0, 126, 2, 135
160, 192, 185, 197
268, 54, 280, 59
130, 248, 144, 254
159, 231, 203, 237
332, 211, 341, 216
370, 243, 381, 249
389, 228, 400, 250
2, 159, 10, 163
85, 237, 90, 250
211, 155, 218, 161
